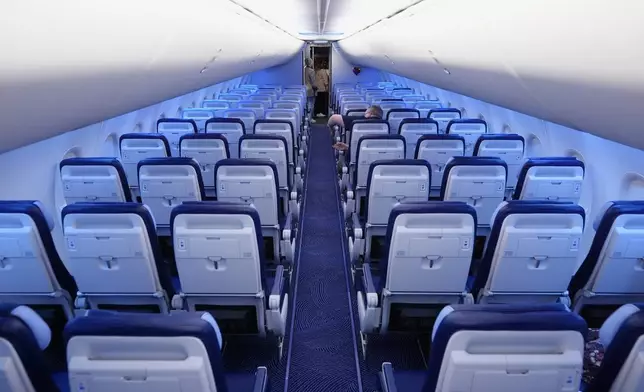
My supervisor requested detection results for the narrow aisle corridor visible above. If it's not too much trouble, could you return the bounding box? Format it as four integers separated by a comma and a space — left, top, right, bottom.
284, 124, 362, 392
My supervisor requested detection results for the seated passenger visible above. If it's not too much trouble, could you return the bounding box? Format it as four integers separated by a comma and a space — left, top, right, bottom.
328, 105, 384, 150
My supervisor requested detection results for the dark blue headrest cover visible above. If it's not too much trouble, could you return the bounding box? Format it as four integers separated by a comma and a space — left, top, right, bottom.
513, 158, 585, 200
414, 134, 465, 159
472, 201, 586, 297
137, 157, 206, 200
156, 118, 198, 134
473, 134, 525, 156
569, 201, 644, 297
204, 118, 246, 135
428, 108, 462, 118
440, 157, 508, 200
119, 133, 171, 157
61, 202, 175, 298
422, 303, 587, 392
179, 133, 231, 159
64, 310, 230, 392
0, 312, 60, 392
0, 201, 78, 296
59, 157, 132, 202
446, 118, 487, 134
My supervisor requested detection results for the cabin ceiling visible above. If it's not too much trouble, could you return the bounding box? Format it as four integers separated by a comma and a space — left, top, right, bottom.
1, 0, 644, 153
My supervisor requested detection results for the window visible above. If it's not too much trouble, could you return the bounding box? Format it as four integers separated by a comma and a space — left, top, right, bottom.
101, 133, 119, 157
620, 173, 644, 200
526, 134, 543, 157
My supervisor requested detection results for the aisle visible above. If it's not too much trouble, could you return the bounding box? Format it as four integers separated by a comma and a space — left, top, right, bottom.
284, 124, 363, 392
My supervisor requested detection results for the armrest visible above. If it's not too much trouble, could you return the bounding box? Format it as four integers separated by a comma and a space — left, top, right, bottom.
380, 363, 398, 392
282, 211, 293, 240
251, 366, 269, 392
351, 212, 363, 239
362, 263, 378, 305
269, 265, 286, 310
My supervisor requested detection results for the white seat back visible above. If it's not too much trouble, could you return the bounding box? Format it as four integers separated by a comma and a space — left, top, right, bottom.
442, 157, 507, 226
415, 101, 442, 118
399, 120, 439, 159
355, 136, 405, 188
181, 109, 216, 132
402, 95, 425, 108
172, 207, 263, 296
386, 109, 420, 135
392, 89, 414, 98
138, 158, 204, 226
249, 94, 274, 107
367, 161, 431, 226
62, 206, 163, 295
429, 109, 461, 132
349, 121, 390, 162
205, 119, 246, 158
379, 102, 407, 119
342, 102, 369, 115
202, 99, 230, 112
264, 109, 299, 140
229, 89, 251, 97
215, 161, 279, 226
157, 120, 197, 156
60, 159, 130, 204
415, 135, 465, 189
515, 159, 585, 203
254, 121, 295, 165
446, 119, 487, 155
237, 100, 266, 119
480, 201, 585, 300
385, 203, 475, 294
240, 136, 289, 190
222, 109, 256, 135
474, 135, 525, 188
218, 93, 244, 108
179, 135, 229, 189
119, 134, 170, 187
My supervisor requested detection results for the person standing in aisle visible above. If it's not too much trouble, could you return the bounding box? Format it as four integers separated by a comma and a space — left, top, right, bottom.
315, 59, 330, 118
304, 57, 317, 124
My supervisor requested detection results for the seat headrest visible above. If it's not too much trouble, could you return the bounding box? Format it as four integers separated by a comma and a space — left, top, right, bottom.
62, 202, 157, 231
0, 200, 55, 232
72, 310, 223, 350
599, 304, 644, 347
489, 200, 585, 228
0, 304, 51, 350
156, 118, 198, 133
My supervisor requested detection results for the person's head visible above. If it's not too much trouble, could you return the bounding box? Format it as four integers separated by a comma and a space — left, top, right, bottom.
365, 105, 383, 119
305, 58, 313, 68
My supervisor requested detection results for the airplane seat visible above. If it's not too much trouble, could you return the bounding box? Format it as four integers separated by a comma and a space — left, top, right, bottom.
0, 304, 61, 392
398, 118, 439, 159
391, 88, 414, 98
414, 101, 443, 118
137, 157, 206, 230
342, 101, 369, 116
64, 310, 269, 392
253, 119, 303, 178
248, 94, 274, 109
357, 202, 476, 343
156, 118, 198, 156
382, 105, 412, 128
229, 88, 252, 97
218, 93, 245, 108
61, 202, 175, 314
215, 159, 296, 266
347, 119, 390, 164
341, 135, 405, 213
201, 99, 230, 113
119, 133, 171, 194
474, 201, 585, 305
0, 201, 77, 320
205, 118, 247, 159
446, 118, 488, 155
59, 157, 132, 204
583, 303, 644, 392
428, 108, 462, 133
402, 95, 426, 108
474, 133, 525, 191
569, 201, 644, 326
264, 109, 300, 148
346, 160, 431, 272
415, 134, 465, 197
513, 157, 585, 204
337, 93, 361, 113
239, 134, 299, 214
179, 133, 230, 194
237, 100, 267, 120
222, 109, 257, 136
440, 156, 507, 228
380, 303, 587, 392
181, 108, 216, 132
170, 203, 289, 345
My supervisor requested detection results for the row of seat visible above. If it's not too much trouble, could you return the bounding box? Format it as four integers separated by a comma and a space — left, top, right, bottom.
4, 302, 643, 391
0, 200, 291, 348
0, 304, 268, 392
